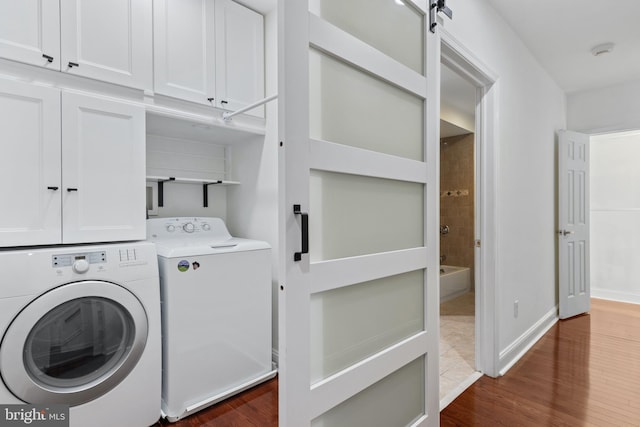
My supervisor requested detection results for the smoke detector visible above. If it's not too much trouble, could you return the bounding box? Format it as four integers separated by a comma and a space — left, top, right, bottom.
591, 43, 614, 56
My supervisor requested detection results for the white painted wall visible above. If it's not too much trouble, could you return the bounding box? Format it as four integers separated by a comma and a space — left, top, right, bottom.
443, 0, 566, 369
590, 130, 640, 304
567, 80, 640, 133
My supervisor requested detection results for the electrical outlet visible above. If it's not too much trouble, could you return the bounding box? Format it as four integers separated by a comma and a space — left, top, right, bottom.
514, 300, 519, 318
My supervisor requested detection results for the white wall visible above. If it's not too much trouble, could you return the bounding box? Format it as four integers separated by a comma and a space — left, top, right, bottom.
590, 130, 640, 304
443, 0, 566, 371
567, 80, 640, 133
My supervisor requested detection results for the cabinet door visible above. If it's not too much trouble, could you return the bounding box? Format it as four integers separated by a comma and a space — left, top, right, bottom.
153, 0, 216, 105
0, 79, 61, 246
0, 0, 60, 69
60, 0, 152, 90
215, 0, 264, 117
61, 93, 146, 243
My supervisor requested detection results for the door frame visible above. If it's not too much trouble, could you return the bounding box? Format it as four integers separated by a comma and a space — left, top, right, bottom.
440, 30, 500, 377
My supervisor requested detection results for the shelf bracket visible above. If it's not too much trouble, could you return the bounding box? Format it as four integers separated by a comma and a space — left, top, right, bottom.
157, 177, 175, 207
203, 181, 223, 207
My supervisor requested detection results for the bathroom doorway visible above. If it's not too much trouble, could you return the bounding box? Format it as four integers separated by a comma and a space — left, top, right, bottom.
439, 62, 479, 406
438, 34, 499, 408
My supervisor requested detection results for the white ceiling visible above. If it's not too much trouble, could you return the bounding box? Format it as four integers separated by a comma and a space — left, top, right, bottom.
485, 0, 640, 93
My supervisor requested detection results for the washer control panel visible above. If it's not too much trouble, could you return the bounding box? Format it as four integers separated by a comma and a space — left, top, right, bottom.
52, 251, 107, 271
148, 217, 231, 240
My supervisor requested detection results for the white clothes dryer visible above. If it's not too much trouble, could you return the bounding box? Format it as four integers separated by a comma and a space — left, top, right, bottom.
0, 242, 161, 427
147, 217, 276, 422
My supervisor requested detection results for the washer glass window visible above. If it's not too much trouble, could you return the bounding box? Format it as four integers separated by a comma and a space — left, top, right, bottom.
24, 297, 135, 389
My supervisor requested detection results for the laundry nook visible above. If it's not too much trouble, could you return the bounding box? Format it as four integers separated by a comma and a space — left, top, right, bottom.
1, 0, 639, 426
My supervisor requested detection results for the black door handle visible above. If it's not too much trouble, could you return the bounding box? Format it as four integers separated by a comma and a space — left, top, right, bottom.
68, 62, 79, 68
47, 186, 59, 191
42, 54, 54, 63
66, 188, 78, 192
293, 205, 309, 262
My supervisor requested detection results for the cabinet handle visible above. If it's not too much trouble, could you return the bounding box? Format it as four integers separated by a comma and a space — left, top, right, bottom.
207, 97, 215, 103
293, 204, 309, 262
47, 186, 59, 191
66, 188, 78, 192
220, 100, 228, 104
68, 62, 79, 68
42, 54, 54, 63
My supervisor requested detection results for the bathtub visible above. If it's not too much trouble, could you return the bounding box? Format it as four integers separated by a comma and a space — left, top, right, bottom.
440, 265, 471, 303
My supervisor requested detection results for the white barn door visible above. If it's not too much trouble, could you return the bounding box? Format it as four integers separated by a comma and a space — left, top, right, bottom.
558, 130, 590, 319
278, 0, 439, 426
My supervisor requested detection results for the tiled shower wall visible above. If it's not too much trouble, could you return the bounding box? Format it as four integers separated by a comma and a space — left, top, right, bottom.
440, 133, 475, 287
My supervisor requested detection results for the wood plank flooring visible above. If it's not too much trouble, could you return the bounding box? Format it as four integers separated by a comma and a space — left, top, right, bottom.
155, 377, 278, 427
441, 298, 640, 426
156, 298, 640, 426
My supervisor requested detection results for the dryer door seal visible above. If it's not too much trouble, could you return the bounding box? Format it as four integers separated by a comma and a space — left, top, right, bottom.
0, 281, 148, 406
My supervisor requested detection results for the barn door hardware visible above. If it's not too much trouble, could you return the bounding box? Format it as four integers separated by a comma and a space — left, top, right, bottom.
429, 0, 453, 33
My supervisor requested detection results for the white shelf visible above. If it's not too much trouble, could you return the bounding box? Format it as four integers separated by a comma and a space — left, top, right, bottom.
146, 176, 239, 208
146, 175, 240, 185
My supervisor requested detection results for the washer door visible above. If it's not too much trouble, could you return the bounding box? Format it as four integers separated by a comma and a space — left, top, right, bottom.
0, 281, 148, 406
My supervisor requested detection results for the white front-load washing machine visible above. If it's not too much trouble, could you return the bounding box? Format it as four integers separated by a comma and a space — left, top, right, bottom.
0, 242, 161, 427
147, 217, 276, 422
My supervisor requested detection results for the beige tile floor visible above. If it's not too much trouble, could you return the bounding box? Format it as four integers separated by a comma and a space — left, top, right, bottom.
440, 291, 476, 401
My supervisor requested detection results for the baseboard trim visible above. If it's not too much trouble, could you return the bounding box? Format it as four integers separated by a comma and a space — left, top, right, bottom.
592, 289, 640, 305
439, 371, 483, 411
498, 305, 558, 376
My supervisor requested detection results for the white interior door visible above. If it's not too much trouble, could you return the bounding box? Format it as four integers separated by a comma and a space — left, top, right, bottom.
278, 1, 439, 426
558, 130, 590, 319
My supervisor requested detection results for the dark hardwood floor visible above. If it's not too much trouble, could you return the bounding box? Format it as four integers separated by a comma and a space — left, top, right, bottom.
157, 377, 278, 426
441, 298, 640, 426
157, 298, 640, 426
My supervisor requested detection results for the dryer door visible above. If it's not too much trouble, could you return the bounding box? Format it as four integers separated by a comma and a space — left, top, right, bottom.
0, 281, 148, 406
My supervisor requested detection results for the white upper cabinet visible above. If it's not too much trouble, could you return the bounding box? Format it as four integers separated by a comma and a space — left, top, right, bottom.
0, 0, 152, 90
0, 79, 146, 247
214, 0, 265, 117
61, 92, 146, 243
153, 0, 264, 117
153, 0, 216, 104
0, 0, 61, 69
0, 79, 62, 247
60, 0, 152, 90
